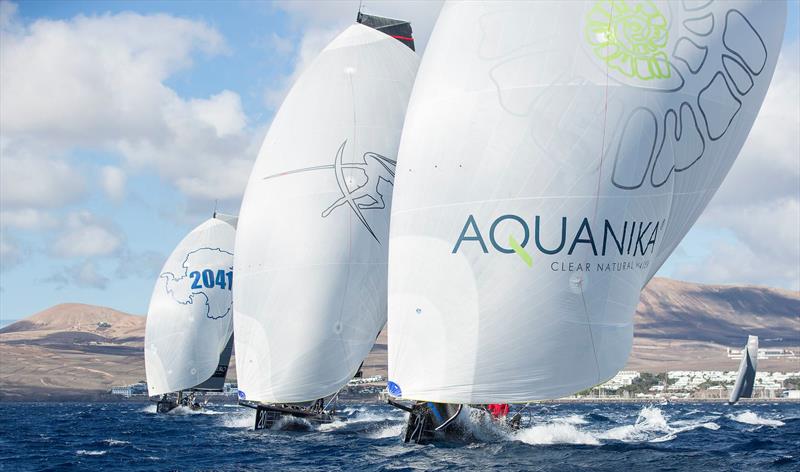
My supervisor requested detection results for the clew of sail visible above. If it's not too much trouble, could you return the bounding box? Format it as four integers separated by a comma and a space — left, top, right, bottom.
233, 22, 419, 404
729, 335, 758, 404
386, 1, 786, 404
145, 216, 236, 396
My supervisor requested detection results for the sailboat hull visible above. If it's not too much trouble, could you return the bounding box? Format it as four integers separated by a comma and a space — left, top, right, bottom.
390, 401, 465, 444
240, 402, 337, 430
156, 398, 178, 414
391, 401, 522, 444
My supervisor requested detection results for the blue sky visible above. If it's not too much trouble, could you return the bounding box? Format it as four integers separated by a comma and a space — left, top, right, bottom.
0, 1, 798, 322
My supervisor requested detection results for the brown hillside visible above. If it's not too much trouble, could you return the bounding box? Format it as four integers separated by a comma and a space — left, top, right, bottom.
1, 278, 798, 399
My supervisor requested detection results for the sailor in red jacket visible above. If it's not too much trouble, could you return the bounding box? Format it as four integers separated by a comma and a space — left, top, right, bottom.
487, 403, 510, 418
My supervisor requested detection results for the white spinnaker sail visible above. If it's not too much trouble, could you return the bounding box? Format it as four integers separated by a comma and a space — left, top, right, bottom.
145, 217, 236, 396
387, 1, 785, 403
234, 24, 419, 403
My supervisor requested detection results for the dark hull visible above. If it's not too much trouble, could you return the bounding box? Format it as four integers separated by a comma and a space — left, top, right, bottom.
390, 401, 522, 444
156, 398, 178, 414
240, 402, 336, 430
390, 401, 465, 444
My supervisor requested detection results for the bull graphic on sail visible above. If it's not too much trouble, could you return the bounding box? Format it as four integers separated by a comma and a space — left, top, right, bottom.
262, 139, 396, 243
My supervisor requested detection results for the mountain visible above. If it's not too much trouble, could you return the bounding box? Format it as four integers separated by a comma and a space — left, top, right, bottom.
0, 303, 144, 339
0, 304, 146, 401
1, 278, 798, 400
627, 278, 799, 372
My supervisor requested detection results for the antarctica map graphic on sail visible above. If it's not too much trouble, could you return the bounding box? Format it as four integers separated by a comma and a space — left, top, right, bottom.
262, 140, 396, 243
159, 247, 234, 320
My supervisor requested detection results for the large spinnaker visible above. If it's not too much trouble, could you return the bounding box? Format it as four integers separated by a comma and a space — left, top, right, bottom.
145, 216, 236, 396
387, 1, 785, 404
233, 23, 419, 404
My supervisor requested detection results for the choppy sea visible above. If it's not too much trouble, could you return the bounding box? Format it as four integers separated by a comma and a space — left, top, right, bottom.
0, 401, 797, 471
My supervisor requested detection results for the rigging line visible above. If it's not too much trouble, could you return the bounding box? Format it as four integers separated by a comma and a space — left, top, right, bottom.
332, 68, 358, 380
582, 0, 616, 384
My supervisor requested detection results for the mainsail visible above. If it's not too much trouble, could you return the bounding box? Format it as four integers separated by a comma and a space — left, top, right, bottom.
233, 21, 419, 403
729, 335, 758, 404
387, 1, 785, 404
145, 215, 236, 396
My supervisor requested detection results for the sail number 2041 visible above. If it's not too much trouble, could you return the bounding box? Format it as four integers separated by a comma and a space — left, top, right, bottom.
189, 269, 233, 290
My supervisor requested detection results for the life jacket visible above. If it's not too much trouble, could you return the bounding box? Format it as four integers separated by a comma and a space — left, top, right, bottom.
488, 404, 509, 418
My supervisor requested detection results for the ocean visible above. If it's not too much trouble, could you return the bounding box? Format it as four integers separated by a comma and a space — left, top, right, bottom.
0, 401, 797, 471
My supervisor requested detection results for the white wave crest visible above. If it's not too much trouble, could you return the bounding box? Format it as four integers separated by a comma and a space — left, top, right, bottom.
76, 450, 107, 456
220, 409, 255, 429
514, 422, 600, 446
600, 407, 719, 443
318, 406, 403, 432
552, 414, 589, 425
168, 405, 222, 415
102, 439, 129, 446
366, 424, 405, 439
729, 411, 785, 427
317, 418, 348, 432
271, 415, 313, 430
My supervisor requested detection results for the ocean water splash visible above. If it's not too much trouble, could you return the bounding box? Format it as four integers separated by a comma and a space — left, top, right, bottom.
166, 405, 223, 415
453, 405, 722, 445
2, 402, 797, 471
318, 405, 405, 433
366, 423, 405, 439
598, 406, 719, 443
514, 422, 600, 445
729, 410, 785, 427
219, 409, 255, 429
552, 414, 590, 425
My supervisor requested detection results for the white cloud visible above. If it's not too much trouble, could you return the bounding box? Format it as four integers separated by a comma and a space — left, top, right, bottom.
0, 146, 86, 209
672, 43, 800, 290
100, 166, 126, 202
0, 233, 23, 271
0, 209, 58, 230
50, 211, 123, 258
73, 260, 110, 289
0, 10, 224, 144
0, 5, 258, 205
43, 260, 110, 289
189, 91, 248, 138
115, 249, 164, 280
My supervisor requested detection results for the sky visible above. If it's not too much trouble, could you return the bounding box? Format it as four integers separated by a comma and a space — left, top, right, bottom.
0, 0, 798, 322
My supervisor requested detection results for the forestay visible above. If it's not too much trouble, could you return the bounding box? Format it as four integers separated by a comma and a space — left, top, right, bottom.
234, 23, 419, 403
387, 0, 785, 403
145, 216, 236, 396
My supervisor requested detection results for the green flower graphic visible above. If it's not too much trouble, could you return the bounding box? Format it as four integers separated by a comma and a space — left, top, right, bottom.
585, 0, 670, 81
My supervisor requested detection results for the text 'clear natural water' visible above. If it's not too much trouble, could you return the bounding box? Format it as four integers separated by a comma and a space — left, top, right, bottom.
1, 401, 797, 471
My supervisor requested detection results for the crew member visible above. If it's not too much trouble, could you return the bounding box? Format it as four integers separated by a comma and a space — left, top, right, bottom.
487, 403, 509, 418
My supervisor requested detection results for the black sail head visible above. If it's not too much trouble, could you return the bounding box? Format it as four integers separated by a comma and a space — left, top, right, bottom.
356, 12, 415, 51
